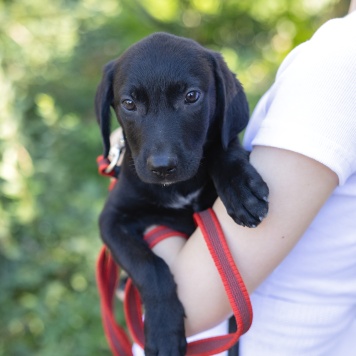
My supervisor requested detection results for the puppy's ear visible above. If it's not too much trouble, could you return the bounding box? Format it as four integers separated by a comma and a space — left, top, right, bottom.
211, 52, 249, 150
95, 60, 116, 158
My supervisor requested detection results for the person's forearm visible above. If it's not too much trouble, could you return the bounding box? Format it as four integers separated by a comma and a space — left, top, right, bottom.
153, 146, 338, 337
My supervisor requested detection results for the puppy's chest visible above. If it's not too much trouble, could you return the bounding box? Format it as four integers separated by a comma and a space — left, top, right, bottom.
159, 179, 217, 212
163, 188, 203, 210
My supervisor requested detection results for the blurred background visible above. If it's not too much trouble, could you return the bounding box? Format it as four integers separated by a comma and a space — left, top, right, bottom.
0, 0, 350, 355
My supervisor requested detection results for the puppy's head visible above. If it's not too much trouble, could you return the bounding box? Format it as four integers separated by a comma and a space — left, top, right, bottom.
95, 32, 249, 185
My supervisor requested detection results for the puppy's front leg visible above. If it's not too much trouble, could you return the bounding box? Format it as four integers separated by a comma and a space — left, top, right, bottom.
99, 203, 187, 356
209, 139, 269, 228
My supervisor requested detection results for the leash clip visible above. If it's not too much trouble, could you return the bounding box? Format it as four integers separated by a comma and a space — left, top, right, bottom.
105, 131, 125, 174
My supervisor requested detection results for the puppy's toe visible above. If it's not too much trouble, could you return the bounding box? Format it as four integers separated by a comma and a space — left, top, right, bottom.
227, 199, 265, 228
242, 195, 269, 227
248, 174, 269, 204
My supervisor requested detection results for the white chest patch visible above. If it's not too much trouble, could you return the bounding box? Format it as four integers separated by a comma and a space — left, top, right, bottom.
165, 188, 203, 209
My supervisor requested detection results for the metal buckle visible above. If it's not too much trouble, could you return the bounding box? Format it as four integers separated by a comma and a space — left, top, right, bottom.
105, 130, 125, 174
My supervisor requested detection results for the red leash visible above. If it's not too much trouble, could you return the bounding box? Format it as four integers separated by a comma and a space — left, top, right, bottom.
96, 209, 253, 356
96, 154, 253, 355
97, 248, 132, 355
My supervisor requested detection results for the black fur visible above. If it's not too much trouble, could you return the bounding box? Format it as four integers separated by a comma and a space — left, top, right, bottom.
95, 32, 268, 355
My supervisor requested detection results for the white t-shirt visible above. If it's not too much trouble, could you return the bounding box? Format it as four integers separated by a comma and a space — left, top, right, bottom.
241, 12, 356, 356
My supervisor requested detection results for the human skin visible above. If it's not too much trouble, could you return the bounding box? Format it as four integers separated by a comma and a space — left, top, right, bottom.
152, 146, 338, 336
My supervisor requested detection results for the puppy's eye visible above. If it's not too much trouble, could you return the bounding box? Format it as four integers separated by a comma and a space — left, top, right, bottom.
185, 90, 201, 104
122, 99, 137, 111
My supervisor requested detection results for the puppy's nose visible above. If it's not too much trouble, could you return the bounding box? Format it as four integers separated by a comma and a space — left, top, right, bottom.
147, 155, 177, 177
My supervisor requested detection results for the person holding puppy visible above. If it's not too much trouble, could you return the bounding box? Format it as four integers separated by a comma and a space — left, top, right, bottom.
148, 1, 356, 355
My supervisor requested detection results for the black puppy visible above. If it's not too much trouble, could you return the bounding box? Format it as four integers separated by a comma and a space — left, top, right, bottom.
95, 32, 268, 355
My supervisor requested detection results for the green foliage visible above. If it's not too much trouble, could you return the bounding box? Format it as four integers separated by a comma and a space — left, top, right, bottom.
0, 0, 349, 354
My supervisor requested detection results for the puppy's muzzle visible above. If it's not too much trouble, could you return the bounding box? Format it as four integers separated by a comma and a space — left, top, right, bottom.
147, 154, 177, 178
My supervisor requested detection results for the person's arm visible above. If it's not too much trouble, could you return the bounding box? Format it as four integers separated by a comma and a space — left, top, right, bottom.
152, 145, 338, 336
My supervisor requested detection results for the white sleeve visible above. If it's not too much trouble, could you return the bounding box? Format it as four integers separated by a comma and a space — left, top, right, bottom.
249, 15, 356, 185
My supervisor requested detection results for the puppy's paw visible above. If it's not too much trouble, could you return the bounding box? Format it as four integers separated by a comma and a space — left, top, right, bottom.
144, 300, 186, 356
145, 335, 186, 356
220, 166, 269, 228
